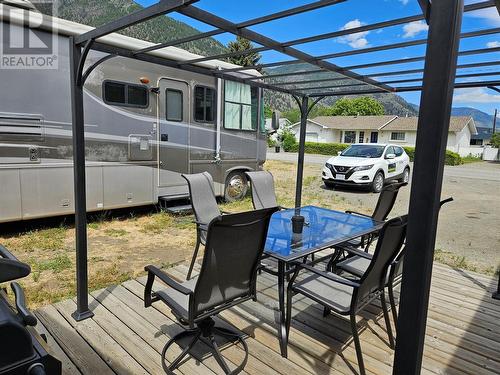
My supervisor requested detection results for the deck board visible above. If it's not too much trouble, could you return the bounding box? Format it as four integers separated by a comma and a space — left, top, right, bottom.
35, 262, 500, 374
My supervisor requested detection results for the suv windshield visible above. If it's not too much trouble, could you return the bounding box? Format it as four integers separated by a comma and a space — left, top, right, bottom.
341, 145, 386, 158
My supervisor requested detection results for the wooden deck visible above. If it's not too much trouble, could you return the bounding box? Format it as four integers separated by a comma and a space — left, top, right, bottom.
35, 262, 500, 375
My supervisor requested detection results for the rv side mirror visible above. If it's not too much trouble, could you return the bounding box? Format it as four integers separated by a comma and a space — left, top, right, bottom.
271, 111, 280, 130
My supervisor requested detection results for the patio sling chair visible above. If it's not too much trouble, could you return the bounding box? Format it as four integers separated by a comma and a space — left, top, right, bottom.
144, 206, 279, 375
245, 171, 283, 210
340, 181, 408, 251
285, 215, 408, 375
334, 197, 453, 326
182, 172, 222, 281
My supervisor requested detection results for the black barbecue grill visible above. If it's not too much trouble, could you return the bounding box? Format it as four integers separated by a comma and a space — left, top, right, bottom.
0, 245, 61, 375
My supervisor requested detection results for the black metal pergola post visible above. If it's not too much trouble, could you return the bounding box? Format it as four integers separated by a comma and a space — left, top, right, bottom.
393, 0, 464, 373
69, 36, 93, 321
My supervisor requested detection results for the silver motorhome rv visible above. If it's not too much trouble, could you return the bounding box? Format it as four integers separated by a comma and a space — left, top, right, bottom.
0, 1, 267, 223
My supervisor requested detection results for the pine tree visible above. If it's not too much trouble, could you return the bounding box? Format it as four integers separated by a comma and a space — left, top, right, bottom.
227, 36, 262, 71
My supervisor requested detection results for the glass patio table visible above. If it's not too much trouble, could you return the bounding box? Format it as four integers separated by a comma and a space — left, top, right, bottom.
263, 205, 383, 357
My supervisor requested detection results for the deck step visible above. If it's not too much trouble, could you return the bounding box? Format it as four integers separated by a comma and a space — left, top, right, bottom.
158, 195, 192, 214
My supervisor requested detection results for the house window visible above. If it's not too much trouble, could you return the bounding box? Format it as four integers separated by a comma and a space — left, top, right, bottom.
306, 132, 318, 142
194, 86, 216, 123
103, 81, 149, 108
343, 131, 356, 143
224, 81, 258, 131
358, 131, 365, 143
470, 139, 483, 146
390, 132, 406, 141
165, 89, 183, 122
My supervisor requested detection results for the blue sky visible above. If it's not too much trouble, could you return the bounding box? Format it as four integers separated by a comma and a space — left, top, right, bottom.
136, 0, 500, 120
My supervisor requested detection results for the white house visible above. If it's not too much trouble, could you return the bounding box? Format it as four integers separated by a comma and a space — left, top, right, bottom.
265, 117, 292, 132
290, 115, 478, 156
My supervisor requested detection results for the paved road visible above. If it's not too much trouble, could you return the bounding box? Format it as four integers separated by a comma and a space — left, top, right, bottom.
267, 151, 500, 182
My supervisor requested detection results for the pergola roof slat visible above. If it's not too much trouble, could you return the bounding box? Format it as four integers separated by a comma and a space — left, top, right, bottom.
177, 5, 394, 92
219, 26, 500, 73
133, 0, 347, 55
75, 0, 199, 45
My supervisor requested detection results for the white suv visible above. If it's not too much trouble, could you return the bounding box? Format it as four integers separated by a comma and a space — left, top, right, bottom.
322, 143, 410, 193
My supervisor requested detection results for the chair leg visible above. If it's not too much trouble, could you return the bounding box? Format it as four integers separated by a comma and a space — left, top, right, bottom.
380, 290, 395, 349
285, 288, 293, 352
210, 326, 249, 375
162, 329, 201, 374
350, 313, 366, 375
187, 237, 201, 280
388, 283, 398, 327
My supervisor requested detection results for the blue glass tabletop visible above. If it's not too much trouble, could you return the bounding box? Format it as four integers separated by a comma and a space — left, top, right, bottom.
264, 206, 383, 261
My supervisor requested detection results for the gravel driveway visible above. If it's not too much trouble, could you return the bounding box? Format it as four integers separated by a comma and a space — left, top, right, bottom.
268, 151, 500, 274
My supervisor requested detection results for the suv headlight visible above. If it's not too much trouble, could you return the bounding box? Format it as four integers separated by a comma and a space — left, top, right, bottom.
353, 165, 373, 172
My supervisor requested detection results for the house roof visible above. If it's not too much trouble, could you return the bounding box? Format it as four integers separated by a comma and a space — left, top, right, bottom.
383, 116, 476, 133
472, 126, 494, 140
292, 115, 477, 135
303, 115, 398, 130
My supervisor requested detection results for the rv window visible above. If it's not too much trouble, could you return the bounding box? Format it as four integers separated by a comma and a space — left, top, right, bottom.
194, 86, 215, 123
166, 89, 183, 122
103, 81, 149, 108
224, 81, 257, 131
104, 82, 126, 104
128, 85, 148, 107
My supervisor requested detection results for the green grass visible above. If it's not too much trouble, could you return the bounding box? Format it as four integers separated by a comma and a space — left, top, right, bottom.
33, 254, 72, 273
140, 211, 174, 234
461, 155, 483, 164
4, 226, 67, 252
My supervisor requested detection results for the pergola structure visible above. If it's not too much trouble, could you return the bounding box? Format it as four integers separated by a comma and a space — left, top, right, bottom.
68, 0, 500, 373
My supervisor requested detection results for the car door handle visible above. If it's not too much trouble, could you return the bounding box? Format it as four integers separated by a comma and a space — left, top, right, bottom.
161, 134, 168, 142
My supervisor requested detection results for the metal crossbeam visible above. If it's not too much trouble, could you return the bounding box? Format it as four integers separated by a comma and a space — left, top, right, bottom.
133, 0, 346, 54
177, 6, 393, 92
178, 1, 495, 68
219, 27, 500, 73
90, 42, 304, 97
75, 0, 198, 45
298, 71, 500, 92
306, 79, 500, 97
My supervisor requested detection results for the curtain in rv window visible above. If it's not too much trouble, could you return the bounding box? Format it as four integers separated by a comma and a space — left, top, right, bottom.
224, 81, 257, 131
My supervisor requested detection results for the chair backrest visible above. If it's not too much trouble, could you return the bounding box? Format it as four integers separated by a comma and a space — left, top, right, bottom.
245, 171, 279, 210
371, 182, 407, 222
182, 172, 221, 225
192, 207, 279, 318
389, 197, 453, 282
355, 215, 408, 307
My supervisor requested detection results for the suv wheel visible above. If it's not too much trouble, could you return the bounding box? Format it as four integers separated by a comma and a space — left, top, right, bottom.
399, 167, 410, 183
224, 171, 248, 202
324, 181, 335, 189
372, 171, 384, 193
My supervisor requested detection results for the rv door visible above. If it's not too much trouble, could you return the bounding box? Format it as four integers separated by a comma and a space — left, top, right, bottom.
157, 78, 189, 188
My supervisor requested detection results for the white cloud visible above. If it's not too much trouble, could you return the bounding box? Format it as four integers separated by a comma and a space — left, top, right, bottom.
453, 88, 500, 104
338, 19, 370, 49
466, 8, 500, 27
486, 41, 500, 48
402, 21, 429, 38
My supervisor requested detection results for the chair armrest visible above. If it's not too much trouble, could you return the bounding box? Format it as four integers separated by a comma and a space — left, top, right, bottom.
144, 265, 193, 307
291, 262, 360, 288
337, 245, 373, 260
221, 210, 230, 215
11, 282, 37, 326
345, 210, 372, 218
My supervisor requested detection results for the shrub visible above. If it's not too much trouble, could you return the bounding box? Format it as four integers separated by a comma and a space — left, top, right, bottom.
281, 129, 297, 151
288, 142, 349, 155
403, 146, 462, 165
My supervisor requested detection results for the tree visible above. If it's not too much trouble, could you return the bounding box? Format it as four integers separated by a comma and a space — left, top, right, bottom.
327, 97, 385, 116
491, 132, 500, 148
227, 36, 261, 70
